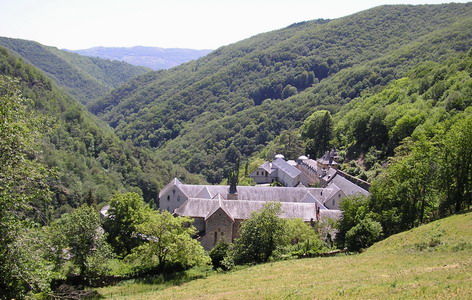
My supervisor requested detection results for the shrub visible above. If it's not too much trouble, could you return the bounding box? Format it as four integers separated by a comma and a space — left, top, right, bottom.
345, 217, 383, 251
209, 242, 230, 270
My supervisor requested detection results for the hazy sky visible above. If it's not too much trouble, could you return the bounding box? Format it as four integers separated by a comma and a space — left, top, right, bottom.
0, 0, 469, 50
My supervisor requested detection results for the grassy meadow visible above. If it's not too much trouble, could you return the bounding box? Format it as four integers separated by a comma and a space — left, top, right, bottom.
95, 212, 472, 299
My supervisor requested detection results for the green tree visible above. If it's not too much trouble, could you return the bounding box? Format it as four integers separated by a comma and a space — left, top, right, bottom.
301, 110, 333, 158
0, 76, 53, 298
335, 195, 372, 249
233, 202, 286, 264
50, 205, 113, 280
439, 114, 472, 214
104, 192, 152, 257
370, 136, 440, 234
281, 84, 297, 99
284, 218, 318, 245
128, 210, 209, 271
345, 217, 383, 251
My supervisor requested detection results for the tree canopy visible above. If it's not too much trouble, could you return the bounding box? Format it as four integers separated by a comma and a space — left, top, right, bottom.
127, 210, 209, 271
301, 110, 333, 158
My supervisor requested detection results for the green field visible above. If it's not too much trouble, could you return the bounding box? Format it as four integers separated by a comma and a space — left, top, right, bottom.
96, 212, 472, 299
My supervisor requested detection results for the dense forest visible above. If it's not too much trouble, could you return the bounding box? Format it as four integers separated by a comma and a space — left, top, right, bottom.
88, 4, 472, 183
0, 37, 150, 104
0, 46, 203, 214
332, 53, 472, 250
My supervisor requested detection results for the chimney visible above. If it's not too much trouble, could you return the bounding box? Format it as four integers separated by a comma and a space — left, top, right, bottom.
227, 182, 238, 200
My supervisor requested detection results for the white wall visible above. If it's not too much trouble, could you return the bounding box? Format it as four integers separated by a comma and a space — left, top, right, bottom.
159, 185, 188, 213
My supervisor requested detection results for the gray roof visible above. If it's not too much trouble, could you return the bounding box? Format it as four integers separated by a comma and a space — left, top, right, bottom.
205, 197, 234, 221
159, 177, 184, 198
327, 174, 369, 197
322, 168, 337, 182
260, 162, 273, 173
272, 158, 301, 179
319, 209, 342, 220
302, 158, 320, 173
196, 186, 213, 198
175, 198, 320, 221
175, 184, 329, 207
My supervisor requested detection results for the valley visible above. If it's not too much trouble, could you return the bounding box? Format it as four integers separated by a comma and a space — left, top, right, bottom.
0, 2, 470, 299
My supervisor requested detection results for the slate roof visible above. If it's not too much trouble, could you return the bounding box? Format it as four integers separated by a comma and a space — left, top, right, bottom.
259, 162, 273, 173
327, 174, 369, 197
174, 184, 329, 207
302, 158, 320, 173
159, 177, 185, 198
272, 158, 301, 179
196, 186, 213, 199
175, 198, 321, 221
205, 197, 234, 221
322, 168, 337, 182
319, 209, 342, 220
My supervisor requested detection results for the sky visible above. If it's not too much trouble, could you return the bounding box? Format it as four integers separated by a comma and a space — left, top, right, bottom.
0, 0, 469, 50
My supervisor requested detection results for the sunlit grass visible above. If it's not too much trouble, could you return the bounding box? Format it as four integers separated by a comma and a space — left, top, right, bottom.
96, 212, 472, 299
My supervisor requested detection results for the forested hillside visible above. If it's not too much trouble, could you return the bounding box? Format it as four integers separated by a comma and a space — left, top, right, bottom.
0, 46, 203, 214
69, 46, 212, 70
90, 4, 472, 183
0, 37, 150, 104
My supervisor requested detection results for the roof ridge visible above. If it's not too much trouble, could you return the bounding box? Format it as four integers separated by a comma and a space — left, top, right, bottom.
205, 199, 234, 221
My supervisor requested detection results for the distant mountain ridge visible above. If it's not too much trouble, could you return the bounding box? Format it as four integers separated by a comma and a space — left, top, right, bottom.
68, 46, 212, 70
0, 37, 150, 104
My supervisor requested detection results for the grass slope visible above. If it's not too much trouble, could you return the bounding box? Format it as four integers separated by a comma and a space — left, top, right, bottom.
96, 212, 472, 299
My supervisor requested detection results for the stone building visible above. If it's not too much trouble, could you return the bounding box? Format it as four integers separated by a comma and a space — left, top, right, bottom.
249, 155, 303, 187
158, 176, 368, 250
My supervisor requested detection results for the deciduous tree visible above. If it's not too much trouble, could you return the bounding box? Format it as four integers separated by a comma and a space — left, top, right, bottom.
127, 210, 209, 271
301, 110, 333, 158
233, 202, 286, 264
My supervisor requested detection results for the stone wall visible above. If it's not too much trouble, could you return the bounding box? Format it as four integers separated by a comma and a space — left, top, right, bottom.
193, 217, 205, 233
200, 208, 234, 250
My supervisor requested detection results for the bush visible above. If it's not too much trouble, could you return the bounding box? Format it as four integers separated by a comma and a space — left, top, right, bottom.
209, 242, 230, 270
288, 239, 328, 258
345, 217, 383, 251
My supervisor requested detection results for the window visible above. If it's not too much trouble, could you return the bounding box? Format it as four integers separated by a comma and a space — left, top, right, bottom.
167, 195, 170, 201
332, 199, 335, 206
256, 171, 259, 176
172, 189, 175, 195
214, 232, 217, 245
177, 196, 180, 202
